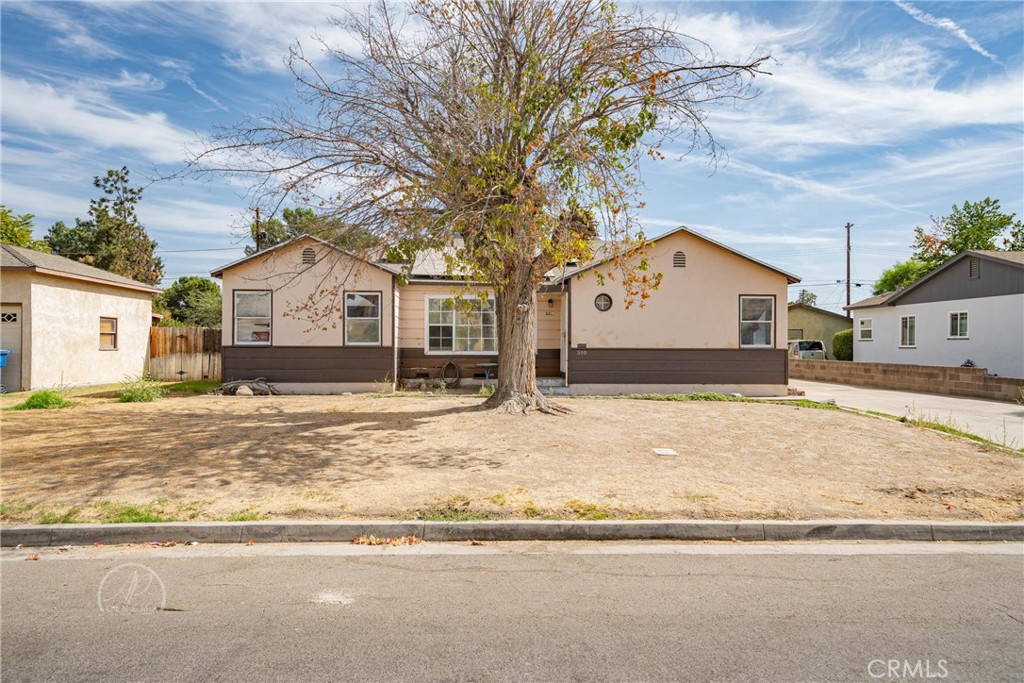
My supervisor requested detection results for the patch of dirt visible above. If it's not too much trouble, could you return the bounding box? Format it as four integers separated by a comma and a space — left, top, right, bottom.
2, 394, 1021, 523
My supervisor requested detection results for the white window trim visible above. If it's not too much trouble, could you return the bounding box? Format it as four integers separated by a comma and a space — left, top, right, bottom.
858, 318, 873, 341
344, 291, 382, 346
423, 295, 497, 355
899, 315, 916, 348
948, 311, 969, 340
739, 295, 775, 349
234, 290, 272, 346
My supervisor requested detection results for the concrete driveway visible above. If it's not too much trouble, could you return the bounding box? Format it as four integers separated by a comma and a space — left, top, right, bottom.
790, 379, 1024, 448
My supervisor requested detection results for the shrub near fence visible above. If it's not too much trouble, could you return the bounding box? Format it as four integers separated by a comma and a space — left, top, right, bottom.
148, 327, 222, 382
789, 359, 1024, 402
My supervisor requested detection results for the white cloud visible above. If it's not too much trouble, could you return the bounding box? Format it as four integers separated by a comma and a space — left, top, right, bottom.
661, 8, 1023, 162
892, 0, 1002, 64
12, 2, 123, 60
0, 75, 196, 165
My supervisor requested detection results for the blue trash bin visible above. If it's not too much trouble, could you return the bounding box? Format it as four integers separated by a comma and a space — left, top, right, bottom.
0, 349, 8, 393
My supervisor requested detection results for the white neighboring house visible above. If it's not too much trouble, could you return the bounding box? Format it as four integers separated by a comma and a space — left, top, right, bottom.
0, 244, 160, 392
848, 250, 1024, 379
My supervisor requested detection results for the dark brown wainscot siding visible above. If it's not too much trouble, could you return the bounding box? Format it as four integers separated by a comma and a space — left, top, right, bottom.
399, 348, 562, 379
222, 346, 394, 383
568, 348, 788, 385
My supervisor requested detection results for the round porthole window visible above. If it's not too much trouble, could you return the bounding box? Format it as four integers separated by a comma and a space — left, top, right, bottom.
594, 293, 612, 312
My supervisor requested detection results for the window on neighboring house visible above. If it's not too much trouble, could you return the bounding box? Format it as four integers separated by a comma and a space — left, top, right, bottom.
740, 296, 774, 347
788, 328, 803, 341
968, 258, 980, 279
235, 291, 271, 345
302, 247, 316, 265
949, 311, 968, 338
345, 292, 381, 345
99, 317, 118, 350
427, 297, 496, 353
858, 318, 873, 341
900, 315, 916, 347
673, 251, 687, 268
594, 293, 612, 312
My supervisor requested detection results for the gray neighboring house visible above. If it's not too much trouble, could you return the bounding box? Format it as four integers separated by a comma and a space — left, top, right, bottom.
847, 250, 1024, 378
0, 244, 159, 392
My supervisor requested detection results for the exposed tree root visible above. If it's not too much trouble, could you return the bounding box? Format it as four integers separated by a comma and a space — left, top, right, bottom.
484, 389, 571, 415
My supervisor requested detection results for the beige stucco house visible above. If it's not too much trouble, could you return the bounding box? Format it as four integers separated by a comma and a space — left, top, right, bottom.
787, 303, 852, 359
212, 226, 799, 396
0, 244, 159, 392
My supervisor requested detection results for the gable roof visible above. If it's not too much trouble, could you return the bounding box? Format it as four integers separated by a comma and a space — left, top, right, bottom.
210, 234, 400, 278
551, 224, 801, 285
788, 302, 851, 321
0, 243, 160, 293
846, 250, 1024, 310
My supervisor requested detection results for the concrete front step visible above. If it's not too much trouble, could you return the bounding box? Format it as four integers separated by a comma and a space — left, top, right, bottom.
536, 377, 567, 388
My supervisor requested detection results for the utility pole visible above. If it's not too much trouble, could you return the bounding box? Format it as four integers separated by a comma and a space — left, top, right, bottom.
845, 222, 853, 311
251, 208, 260, 253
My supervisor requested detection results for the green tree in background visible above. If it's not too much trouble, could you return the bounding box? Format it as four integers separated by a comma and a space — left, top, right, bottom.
245, 207, 380, 255
872, 259, 932, 295
872, 198, 1023, 295
44, 167, 164, 285
912, 198, 1022, 266
1, 206, 49, 251
155, 276, 222, 326
794, 289, 817, 306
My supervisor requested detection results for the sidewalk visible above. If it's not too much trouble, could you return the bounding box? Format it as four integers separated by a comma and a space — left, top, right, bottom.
789, 379, 1024, 447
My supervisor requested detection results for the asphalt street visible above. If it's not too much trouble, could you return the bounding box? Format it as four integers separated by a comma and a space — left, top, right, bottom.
789, 379, 1024, 447
2, 542, 1022, 682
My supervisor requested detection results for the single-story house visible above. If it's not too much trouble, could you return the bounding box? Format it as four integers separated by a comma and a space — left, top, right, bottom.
0, 244, 159, 392
787, 303, 852, 359
847, 250, 1024, 378
211, 225, 800, 396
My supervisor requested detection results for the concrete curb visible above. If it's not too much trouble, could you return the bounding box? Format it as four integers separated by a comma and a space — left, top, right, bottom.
2, 520, 1022, 547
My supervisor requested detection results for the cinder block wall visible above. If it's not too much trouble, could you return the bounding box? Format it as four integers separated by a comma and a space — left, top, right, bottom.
789, 359, 1024, 402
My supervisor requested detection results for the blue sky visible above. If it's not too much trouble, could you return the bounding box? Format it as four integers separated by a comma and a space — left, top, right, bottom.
2, 1, 1021, 313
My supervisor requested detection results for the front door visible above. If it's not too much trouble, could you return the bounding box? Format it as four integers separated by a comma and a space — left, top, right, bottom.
1, 304, 24, 393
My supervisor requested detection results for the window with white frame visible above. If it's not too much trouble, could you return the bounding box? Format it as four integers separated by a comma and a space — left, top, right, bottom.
900, 315, 916, 347
345, 292, 381, 345
949, 311, 968, 338
235, 291, 271, 345
858, 318, 873, 341
739, 296, 774, 348
427, 297, 496, 353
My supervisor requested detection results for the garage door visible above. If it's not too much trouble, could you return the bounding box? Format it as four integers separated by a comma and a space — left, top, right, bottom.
1, 304, 23, 393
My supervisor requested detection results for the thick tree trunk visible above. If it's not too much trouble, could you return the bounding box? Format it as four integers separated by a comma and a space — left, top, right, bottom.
484, 278, 568, 414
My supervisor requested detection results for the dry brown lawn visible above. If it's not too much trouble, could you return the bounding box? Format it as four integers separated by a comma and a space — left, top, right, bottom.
1, 393, 1021, 523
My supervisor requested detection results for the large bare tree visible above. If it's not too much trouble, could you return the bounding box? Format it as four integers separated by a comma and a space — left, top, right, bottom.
191, 0, 770, 413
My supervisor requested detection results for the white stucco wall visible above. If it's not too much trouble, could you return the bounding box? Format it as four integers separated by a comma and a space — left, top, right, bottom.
27, 274, 153, 389
219, 237, 395, 347
571, 231, 790, 349
852, 293, 1024, 378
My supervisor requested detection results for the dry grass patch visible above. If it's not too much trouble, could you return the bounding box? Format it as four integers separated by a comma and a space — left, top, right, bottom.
1, 394, 1021, 522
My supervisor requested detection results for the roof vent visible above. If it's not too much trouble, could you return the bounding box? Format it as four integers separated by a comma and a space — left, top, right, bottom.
302, 247, 316, 266
673, 251, 686, 268
968, 257, 980, 279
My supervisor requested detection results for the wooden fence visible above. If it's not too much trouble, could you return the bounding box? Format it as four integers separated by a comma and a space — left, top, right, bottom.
148, 327, 222, 382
